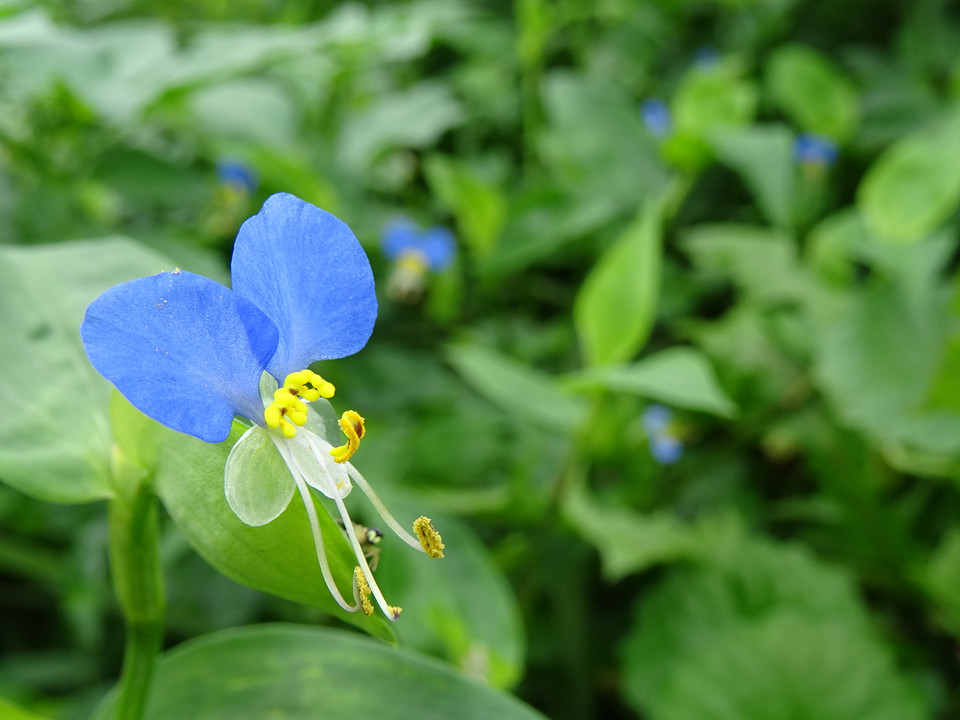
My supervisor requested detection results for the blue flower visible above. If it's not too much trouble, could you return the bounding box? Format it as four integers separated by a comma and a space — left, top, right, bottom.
793, 133, 838, 168
381, 218, 456, 271
693, 47, 721, 67
217, 158, 258, 194
640, 99, 672, 140
641, 404, 683, 465
380, 218, 456, 301
81, 193, 443, 619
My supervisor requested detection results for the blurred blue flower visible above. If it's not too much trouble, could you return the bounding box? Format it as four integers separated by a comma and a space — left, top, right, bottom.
217, 158, 258, 194
640, 99, 672, 140
793, 133, 838, 168
382, 218, 456, 271
641, 404, 683, 464
694, 47, 721, 67
381, 218, 456, 302
82, 193, 442, 619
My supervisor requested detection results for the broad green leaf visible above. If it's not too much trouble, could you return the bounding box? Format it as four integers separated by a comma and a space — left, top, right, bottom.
918, 528, 960, 637
710, 126, 797, 230
93, 624, 545, 720
649, 613, 927, 720
681, 223, 806, 303
0, 239, 171, 504
424, 155, 505, 259
0, 697, 49, 720
563, 482, 704, 580
376, 501, 525, 688
154, 423, 394, 642
446, 344, 586, 433
621, 534, 902, 718
188, 79, 298, 148
858, 103, 960, 244
224, 426, 295, 527
539, 72, 668, 208
574, 202, 663, 366
338, 82, 465, 170
815, 281, 947, 450
766, 44, 859, 140
672, 61, 757, 138
564, 347, 737, 418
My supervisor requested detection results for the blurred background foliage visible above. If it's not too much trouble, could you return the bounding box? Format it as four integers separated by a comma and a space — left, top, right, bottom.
3, 0, 960, 717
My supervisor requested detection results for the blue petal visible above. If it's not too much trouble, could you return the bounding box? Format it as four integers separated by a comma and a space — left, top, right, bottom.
421, 227, 456, 271
381, 217, 420, 261
231, 193, 377, 378
641, 404, 672, 434
651, 436, 683, 465
81, 270, 279, 443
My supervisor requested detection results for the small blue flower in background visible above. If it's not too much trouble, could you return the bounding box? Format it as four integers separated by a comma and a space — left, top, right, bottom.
640, 99, 672, 140
216, 158, 258, 194
793, 133, 838, 169
693, 47, 721, 67
641, 404, 683, 465
381, 217, 456, 301
82, 193, 443, 619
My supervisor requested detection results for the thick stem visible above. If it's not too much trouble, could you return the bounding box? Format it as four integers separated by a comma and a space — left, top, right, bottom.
108, 483, 165, 720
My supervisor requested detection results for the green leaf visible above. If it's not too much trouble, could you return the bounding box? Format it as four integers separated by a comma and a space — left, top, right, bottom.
710, 126, 797, 230
672, 61, 757, 137
574, 202, 663, 366
188, 79, 298, 148
93, 624, 546, 720
424, 155, 505, 259
682, 223, 807, 303
154, 423, 394, 642
0, 697, 50, 720
858, 102, 960, 244
0, 238, 171, 504
446, 343, 586, 433
766, 44, 860, 140
815, 280, 947, 450
338, 82, 465, 170
620, 535, 921, 719
918, 528, 960, 637
562, 483, 705, 580
564, 347, 737, 418
649, 613, 927, 720
539, 72, 668, 208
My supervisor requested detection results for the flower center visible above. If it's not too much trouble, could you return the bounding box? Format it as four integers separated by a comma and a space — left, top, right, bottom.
264, 369, 335, 438
264, 369, 366, 463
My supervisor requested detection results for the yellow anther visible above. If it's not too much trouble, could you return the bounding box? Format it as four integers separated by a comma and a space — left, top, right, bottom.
265, 369, 339, 438
397, 249, 429, 274
330, 410, 365, 464
388, 605, 402, 620
413, 516, 445, 558
353, 567, 374, 616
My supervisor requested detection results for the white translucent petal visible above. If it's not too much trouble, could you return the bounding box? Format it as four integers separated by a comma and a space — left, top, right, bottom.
285, 429, 352, 500
224, 425, 295, 526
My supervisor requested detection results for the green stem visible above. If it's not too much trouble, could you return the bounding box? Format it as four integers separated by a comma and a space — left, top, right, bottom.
109, 481, 165, 720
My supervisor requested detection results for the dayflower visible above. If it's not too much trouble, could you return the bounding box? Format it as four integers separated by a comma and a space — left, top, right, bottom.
793, 133, 838, 170
81, 193, 443, 620
640, 99, 672, 140
217, 158, 258, 194
641, 404, 683, 465
381, 218, 456, 301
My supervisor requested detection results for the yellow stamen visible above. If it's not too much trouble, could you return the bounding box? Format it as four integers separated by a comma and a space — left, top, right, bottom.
263, 369, 337, 437
389, 605, 402, 620
330, 410, 365, 464
413, 516, 445, 558
353, 567, 374, 616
